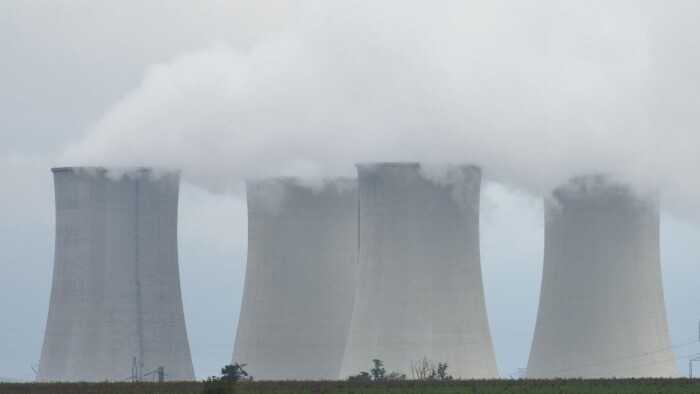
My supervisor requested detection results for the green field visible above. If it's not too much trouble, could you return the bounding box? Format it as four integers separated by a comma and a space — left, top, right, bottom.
2, 379, 700, 394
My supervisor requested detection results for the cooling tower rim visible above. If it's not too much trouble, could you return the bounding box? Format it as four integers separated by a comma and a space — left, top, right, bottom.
245, 177, 358, 196
555, 173, 659, 190
355, 162, 481, 171
246, 175, 356, 181
553, 174, 634, 195
245, 176, 357, 186
549, 173, 661, 208
51, 166, 181, 174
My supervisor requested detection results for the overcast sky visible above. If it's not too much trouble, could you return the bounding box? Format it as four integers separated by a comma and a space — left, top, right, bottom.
2, 0, 700, 381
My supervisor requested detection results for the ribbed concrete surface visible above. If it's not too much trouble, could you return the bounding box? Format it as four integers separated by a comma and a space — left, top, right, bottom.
38, 167, 194, 382
233, 178, 358, 380
340, 163, 498, 379
527, 176, 676, 378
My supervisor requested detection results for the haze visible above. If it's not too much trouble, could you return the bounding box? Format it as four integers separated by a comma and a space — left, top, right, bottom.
2, 0, 700, 381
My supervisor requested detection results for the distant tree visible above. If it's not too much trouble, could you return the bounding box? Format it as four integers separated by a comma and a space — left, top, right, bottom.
435, 362, 453, 380
203, 363, 253, 394
220, 363, 253, 382
348, 359, 405, 381
410, 357, 452, 380
411, 357, 435, 380
371, 359, 387, 381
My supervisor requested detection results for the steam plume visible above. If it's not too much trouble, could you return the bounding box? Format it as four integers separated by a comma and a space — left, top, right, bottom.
58, 1, 700, 221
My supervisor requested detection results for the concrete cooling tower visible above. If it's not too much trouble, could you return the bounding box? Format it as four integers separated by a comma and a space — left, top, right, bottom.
527, 175, 676, 378
38, 167, 194, 382
339, 163, 498, 379
233, 178, 358, 380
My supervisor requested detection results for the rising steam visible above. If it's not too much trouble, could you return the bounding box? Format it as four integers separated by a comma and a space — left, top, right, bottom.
57, 1, 700, 221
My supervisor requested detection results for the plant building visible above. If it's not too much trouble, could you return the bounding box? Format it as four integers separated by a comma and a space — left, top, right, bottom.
339, 163, 498, 379
233, 178, 359, 380
38, 167, 194, 382
526, 176, 676, 378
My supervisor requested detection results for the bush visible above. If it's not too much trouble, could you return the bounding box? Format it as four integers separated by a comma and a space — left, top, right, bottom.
202, 376, 235, 394
410, 357, 452, 380
348, 359, 405, 381
347, 371, 373, 381
386, 371, 407, 380
202, 363, 253, 394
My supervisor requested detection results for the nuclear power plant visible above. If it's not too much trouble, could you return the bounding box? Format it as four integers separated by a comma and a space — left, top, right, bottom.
37, 165, 682, 381
526, 176, 676, 378
38, 167, 195, 382
339, 163, 498, 379
232, 178, 359, 380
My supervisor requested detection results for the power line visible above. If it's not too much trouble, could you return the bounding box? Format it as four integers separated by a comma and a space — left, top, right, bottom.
0, 326, 43, 334
528, 339, 700, 378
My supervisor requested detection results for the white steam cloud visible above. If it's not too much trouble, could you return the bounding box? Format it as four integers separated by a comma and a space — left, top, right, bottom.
58, 1, 700, 221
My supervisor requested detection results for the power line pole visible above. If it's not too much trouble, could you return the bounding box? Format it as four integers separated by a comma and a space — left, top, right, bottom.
690, 320, 700, 378
690, 354, 700, 378
131, 357, 139, 382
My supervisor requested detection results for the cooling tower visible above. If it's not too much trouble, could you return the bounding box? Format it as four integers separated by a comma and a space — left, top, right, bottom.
526, 175, 676, 378
339, 163, 498, 379
38, 167, 195, 382
232, 178, 358, 380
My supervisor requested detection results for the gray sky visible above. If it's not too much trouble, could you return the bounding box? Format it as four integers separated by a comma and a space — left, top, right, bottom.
2, 0, 700, 380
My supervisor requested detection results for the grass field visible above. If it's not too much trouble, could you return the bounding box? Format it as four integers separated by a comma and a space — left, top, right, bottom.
1, 379, 700, 394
